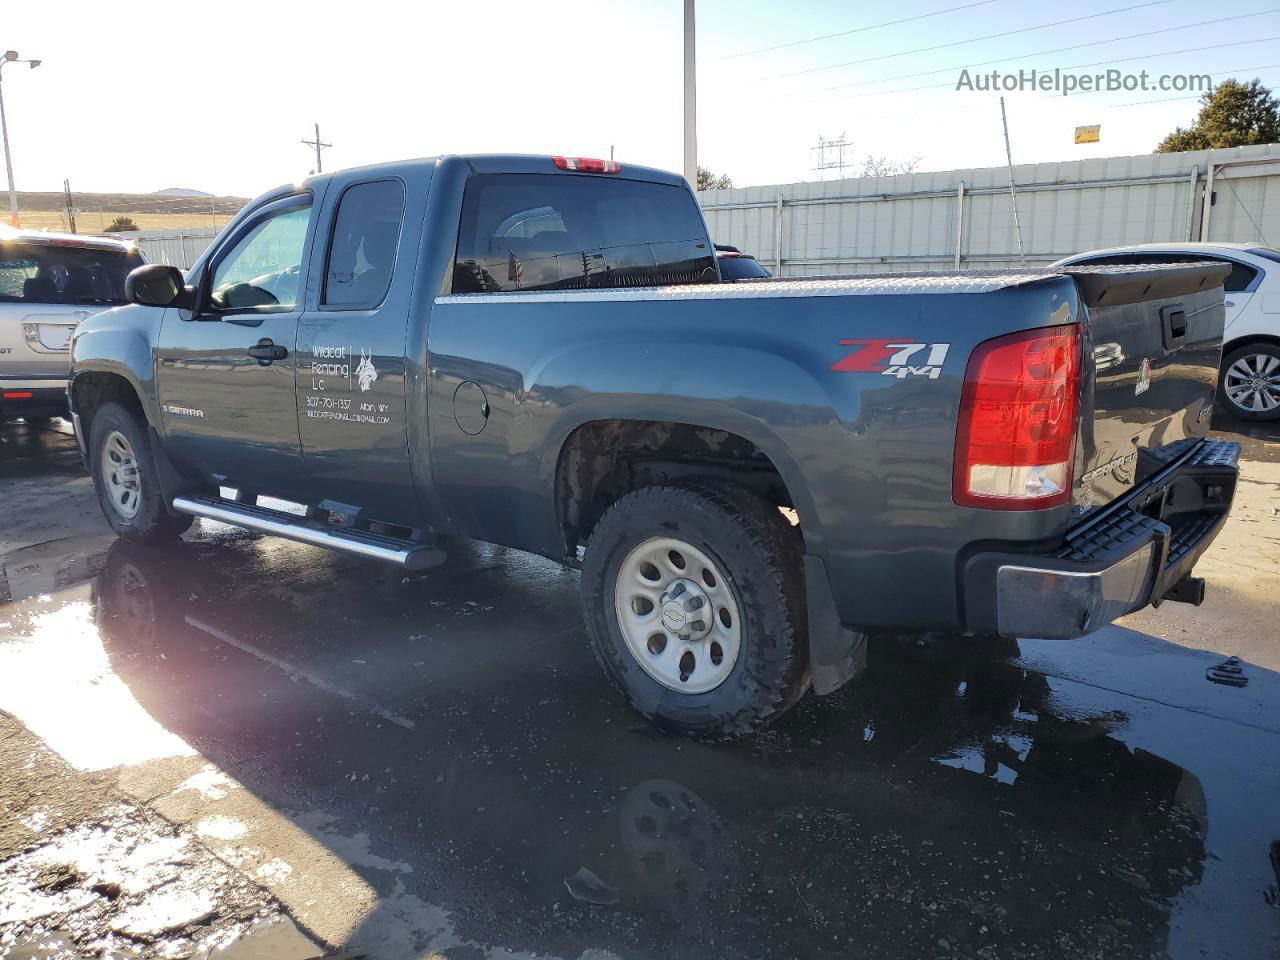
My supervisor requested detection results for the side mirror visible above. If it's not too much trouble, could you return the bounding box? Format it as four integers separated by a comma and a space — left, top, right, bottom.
126, 264, 194, 310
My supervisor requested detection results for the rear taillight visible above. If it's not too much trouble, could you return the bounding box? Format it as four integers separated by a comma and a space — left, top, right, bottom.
553, 156, 621, 174
953, 324, 1081, 509
4, 391, 33, 399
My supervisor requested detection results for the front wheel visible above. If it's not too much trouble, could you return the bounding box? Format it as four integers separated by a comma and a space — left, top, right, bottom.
1219, 343, 1280, 421
581, 484, 811, 739
88, 402, 193, 545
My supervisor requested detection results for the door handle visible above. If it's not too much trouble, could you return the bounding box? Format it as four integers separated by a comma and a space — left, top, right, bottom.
247, 339, 288, 365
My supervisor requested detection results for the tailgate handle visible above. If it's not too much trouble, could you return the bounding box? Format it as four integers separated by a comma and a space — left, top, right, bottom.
1161, 304, 1187, 351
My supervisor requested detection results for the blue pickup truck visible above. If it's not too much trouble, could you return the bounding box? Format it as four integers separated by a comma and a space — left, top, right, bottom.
68, 154, 1240, 737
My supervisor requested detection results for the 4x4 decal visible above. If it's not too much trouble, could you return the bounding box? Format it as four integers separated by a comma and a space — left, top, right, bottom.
831, 339, 951, 379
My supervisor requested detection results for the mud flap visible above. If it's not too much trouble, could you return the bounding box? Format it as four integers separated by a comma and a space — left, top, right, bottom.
804, 554, 867, 695
147, 425, 200, 517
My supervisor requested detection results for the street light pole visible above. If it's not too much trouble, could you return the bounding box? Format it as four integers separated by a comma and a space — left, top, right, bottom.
682, 0, 697, 190
0, 51, 43, 228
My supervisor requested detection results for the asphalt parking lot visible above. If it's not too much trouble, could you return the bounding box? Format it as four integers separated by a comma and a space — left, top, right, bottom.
1, 418, 1278, 960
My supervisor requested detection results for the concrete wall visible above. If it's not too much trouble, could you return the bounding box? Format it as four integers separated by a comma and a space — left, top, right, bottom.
699, 143, 1280, 276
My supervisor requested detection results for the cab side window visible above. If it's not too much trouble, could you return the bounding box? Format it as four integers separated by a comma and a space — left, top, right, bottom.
323, 180, 406, 310
208, 202, 312, 312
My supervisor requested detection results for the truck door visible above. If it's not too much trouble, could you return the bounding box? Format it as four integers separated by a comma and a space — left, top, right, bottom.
294, 176, 423, 528
155, 193, 316, 497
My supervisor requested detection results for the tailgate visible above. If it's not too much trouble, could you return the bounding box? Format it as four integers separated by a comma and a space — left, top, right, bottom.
1065, 262, 1230, 509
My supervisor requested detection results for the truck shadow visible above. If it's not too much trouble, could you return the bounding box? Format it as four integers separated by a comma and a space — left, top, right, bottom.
74, 534, 1259, 959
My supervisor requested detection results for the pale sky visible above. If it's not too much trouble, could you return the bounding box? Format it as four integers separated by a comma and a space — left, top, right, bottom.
4, 0, 1278, 198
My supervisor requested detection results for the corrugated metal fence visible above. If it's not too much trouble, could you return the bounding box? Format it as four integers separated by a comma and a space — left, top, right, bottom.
131, 227, 219, 268
699, 143, 1280, 276
128, 144, 1280, 273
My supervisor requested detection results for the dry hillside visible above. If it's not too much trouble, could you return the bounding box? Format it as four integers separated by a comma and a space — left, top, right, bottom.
12, 190, 249, 234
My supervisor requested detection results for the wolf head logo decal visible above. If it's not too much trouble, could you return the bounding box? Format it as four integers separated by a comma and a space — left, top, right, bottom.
356, 349, 378, 393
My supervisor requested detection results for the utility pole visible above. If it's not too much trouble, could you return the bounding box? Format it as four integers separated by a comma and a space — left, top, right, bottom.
62, 178, 76, 233
811, 133, 853, 181
999, 97, 1026, 264
209, 195, 218, 230
683, 0, 697, 189
301, 122, 331, 174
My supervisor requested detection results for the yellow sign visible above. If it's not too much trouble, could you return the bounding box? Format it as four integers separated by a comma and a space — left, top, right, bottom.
1074, 125, 1101, 144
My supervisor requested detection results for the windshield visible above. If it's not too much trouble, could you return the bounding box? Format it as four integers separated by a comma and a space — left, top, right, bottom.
717, 255, 771, 280
0, 242, 144, 305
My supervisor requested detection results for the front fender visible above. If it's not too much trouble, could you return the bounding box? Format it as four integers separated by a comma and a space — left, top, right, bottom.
69, 305, 165, 430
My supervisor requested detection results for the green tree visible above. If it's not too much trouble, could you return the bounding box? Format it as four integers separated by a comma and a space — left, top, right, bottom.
106, 216, 139, 232
697, 166, 734, 191
1156, 79, 1280, 153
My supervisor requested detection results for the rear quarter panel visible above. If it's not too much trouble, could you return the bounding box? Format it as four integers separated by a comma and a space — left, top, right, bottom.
426, 276, 1082, 631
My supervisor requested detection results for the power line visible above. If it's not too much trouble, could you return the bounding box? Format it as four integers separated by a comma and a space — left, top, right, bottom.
801, 37, 1278, 106
715, 0, 998, 60
1108, 64, 1280, 105
810, 10, 1280, 96
767, 61, 1278, 140
762, 0, 1175, 80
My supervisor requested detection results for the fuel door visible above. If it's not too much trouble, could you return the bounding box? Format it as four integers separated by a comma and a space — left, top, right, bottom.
453, 380, 490, 435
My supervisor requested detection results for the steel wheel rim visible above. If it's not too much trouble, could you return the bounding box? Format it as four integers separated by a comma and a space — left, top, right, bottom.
101, 429, 142, 520
1225, 353, 1280, 412
613, 537, 742, 694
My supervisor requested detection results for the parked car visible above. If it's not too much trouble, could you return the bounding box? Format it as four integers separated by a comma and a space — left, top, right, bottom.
69, 154, 1239, 737
1052, 243, 1280, 420
0, 229, 144, 424
715, 244, 771, 280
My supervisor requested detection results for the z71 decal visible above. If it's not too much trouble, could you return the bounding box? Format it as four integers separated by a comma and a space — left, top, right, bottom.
831, 339, 951, 379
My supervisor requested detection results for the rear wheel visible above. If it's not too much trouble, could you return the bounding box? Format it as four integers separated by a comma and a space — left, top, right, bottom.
1219, 343, 1280, 421
581, 484, 810, 738
88, 402, 193, 545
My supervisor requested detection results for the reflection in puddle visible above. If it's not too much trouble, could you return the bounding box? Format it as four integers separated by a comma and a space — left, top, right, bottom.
6, 534, 1266, 958
935, 733, 1034, 785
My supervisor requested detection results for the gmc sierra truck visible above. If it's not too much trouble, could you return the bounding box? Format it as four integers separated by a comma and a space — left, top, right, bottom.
69, 154, 1240, 737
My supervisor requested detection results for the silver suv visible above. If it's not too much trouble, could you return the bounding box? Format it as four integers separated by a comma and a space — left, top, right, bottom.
1, 230, 143, 423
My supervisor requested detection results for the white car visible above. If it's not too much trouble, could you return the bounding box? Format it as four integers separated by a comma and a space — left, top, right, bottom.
1052, 243, 1280, 420
0, 229, 144, 424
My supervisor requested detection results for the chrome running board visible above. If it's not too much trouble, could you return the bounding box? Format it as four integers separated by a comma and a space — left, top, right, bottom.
171, 495, 446, 571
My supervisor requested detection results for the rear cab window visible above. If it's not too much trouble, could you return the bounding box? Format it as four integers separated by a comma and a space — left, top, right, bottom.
453, 174, 714, 293
0, 241, 143, 305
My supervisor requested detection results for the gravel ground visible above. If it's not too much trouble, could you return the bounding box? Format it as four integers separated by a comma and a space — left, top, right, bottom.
1, 417, 1277, 960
